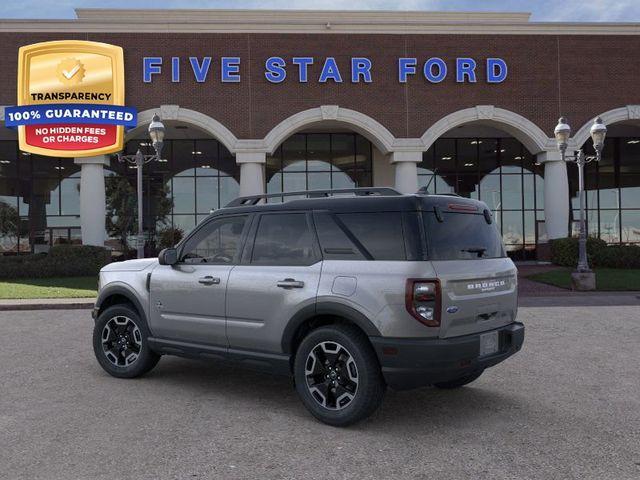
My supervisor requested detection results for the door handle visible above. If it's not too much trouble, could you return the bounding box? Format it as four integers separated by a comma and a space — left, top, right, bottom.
277, 278, 305, 289
198, 276, 221, 285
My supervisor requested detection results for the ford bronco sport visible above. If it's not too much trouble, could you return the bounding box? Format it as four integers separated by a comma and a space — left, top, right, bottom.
92, 188, 524, 426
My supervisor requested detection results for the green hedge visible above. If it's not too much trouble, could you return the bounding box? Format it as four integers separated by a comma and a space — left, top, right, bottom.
0, 245, 111, 279
550, 237, 640, 268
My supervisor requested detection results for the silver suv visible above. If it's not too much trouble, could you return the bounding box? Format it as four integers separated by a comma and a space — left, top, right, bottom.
92, 188, 524, 426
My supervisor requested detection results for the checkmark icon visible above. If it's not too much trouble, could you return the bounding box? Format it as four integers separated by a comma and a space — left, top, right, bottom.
62, 64, 80, 79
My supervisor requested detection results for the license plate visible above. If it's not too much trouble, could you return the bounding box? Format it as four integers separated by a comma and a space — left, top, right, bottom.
480, 331, 499, 357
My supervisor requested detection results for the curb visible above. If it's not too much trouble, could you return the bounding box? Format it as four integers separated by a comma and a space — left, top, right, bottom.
0, 299, 95, 311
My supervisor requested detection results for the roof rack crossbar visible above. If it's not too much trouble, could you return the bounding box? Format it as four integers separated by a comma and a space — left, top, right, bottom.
225, 187, 401, 207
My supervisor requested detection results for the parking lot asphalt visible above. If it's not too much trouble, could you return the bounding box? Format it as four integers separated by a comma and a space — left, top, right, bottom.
1, 306, 639, 480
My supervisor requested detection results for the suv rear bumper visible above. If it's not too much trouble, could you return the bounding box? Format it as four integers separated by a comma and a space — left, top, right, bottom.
369, 322, 524, 390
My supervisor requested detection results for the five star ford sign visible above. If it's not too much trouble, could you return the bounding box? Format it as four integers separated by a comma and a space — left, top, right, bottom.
5, 40, 137, 158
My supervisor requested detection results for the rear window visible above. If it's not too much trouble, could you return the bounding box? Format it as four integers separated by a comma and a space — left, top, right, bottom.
423, 211, 505, 260
334, 212, 406, 260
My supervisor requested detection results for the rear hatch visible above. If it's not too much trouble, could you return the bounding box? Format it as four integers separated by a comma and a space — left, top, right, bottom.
422, 201, 518, 338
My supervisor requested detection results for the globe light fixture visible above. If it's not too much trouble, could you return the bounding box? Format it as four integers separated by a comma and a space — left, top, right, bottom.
552, 115, 607, 290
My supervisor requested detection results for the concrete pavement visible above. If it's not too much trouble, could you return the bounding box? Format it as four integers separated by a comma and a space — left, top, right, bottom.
1, 306, 639, 479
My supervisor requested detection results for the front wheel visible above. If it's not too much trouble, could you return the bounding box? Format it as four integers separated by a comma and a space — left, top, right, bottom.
433, 370, 484, 389
293, 324, 385, 427
93, 304, 160, 378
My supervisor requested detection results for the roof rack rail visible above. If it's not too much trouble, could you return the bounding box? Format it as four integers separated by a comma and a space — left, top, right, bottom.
225, 187, 401, 207
416, 186, 461, 197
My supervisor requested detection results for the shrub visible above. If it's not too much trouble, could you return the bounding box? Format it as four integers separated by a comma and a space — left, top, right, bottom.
550, 237, 640, 268
0, 245, 111, 279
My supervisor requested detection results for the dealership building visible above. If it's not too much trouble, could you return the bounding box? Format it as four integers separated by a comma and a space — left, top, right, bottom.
0, 8, 639, 258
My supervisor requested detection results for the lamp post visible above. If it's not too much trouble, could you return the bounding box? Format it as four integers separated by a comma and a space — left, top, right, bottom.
117, 113, 165, 259
553, 116, 607, 287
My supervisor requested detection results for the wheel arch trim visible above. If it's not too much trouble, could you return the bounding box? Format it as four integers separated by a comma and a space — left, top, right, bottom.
95, 283, 147, 324
281, 302, 381, 354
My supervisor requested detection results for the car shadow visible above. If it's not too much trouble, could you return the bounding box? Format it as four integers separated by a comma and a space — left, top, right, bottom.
128, 355, 523, 429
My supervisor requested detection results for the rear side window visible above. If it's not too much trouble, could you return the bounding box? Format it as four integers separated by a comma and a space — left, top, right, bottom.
336, 212, 406, 260
423, 211, 505, 260
251, 213, 318, 266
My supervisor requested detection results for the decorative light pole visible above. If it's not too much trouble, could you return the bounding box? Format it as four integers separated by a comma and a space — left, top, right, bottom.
553, 116, 607, 287
117, 114, 165, 259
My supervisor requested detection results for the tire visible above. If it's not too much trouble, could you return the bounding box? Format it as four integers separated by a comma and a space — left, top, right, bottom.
433, 370, 484, 389
293, 324, 385, 427
93, 304, 160, 378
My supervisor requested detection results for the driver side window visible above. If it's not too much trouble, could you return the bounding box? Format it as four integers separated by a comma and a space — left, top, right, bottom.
181, 215, 248, 264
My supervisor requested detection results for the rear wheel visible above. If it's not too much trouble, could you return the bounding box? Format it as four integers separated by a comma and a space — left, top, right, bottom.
433, 370, 484, 389
293, 324, 385, 427
93, 304, 160, 378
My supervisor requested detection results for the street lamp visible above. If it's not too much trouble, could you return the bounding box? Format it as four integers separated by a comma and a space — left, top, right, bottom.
553, 116, 607, 285
117, 113, 165, 259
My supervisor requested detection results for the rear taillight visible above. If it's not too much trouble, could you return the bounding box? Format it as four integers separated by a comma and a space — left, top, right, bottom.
405, 279, 441, 327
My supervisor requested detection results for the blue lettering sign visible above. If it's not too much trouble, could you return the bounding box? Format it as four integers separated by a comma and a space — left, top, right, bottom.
171, 57, 180, 83
456, 58, 477, 83
424, 58, 447, 83
319, 57, 342, 83
265, 56, 287, 83
398, 58, 417, 83
143, 57, 162, 83
189, 57, 211, 83
221, 57, 240, 83
487, 58, 508, 83
351, 58, 372, 83
292, 57, 314, 82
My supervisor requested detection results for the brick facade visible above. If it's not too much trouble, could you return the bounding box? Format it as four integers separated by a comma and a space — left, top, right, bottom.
0, 32, 638, 140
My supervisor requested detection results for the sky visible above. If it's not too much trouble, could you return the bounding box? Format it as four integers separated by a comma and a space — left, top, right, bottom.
0, 0, 639, 22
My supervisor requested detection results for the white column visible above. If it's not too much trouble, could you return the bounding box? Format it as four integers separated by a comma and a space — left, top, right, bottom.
237, 152, 266, 196
391, 151, 421, 194
538, 151, 569, 240
74, 155, 109, 246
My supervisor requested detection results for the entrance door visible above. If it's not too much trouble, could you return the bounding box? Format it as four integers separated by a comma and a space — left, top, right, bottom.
226, 212, 322, 354
148, 214, 250, 346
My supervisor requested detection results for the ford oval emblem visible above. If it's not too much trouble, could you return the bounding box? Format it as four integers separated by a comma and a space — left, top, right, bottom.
446, 306, 459, 314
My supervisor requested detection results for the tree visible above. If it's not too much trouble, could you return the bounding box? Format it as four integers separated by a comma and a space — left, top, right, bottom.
105, 176, 173, 253
0, 201, 20, 250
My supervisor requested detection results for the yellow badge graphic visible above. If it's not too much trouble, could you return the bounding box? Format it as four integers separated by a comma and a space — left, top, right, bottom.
56, 58, 86, 86
6, 40, 136, 158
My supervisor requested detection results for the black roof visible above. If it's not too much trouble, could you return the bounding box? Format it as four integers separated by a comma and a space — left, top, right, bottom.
215, 192, 488, 216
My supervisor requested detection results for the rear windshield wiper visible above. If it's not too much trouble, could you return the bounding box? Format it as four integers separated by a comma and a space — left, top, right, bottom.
461, 247, 487, 257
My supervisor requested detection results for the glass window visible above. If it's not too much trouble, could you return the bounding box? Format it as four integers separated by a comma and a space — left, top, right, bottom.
501, 175, 523, 210
423, 211, 504, 260
621, 210, 640, 243
182, 215, 247, 264
265, 133, 372, 198
251, 213, 317, 266
434, 139, 456, 176
502, 210, 524, 248
337, 212, 406, 260
282, 135, 306, 172
196, 177, 219, 213
172, 177, 195, 214
313, 212, 366, 260
599, 210, 620, 243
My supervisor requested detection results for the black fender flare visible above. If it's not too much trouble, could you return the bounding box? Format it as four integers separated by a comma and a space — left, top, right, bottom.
95, 283, 147, 323
281, 301, 381, 354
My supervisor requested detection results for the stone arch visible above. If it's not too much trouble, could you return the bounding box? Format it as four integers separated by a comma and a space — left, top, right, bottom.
420, 105, 553, 154
572, 105, 640, 148
263, 105, 396, 155
127, 105, 239, 153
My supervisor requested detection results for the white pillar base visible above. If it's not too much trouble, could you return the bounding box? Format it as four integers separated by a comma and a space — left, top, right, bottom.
237, 152, 266, 197
391, 151, 421, 194
538, 151, 569, 240
74, 156, 109, 247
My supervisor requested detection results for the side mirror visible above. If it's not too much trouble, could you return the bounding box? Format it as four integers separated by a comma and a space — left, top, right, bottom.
158, 248, 178, 266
